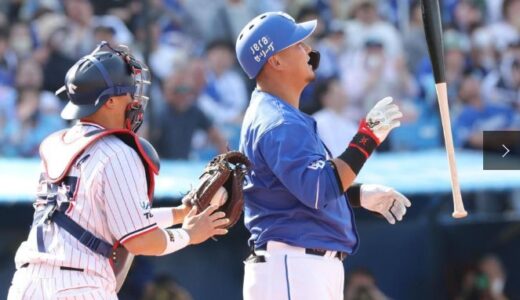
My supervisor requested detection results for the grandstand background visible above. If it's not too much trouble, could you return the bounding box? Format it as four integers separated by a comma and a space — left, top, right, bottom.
0, 0, 519, 299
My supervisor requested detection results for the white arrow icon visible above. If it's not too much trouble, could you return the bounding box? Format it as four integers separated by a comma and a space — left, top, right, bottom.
502, 144, 510, 157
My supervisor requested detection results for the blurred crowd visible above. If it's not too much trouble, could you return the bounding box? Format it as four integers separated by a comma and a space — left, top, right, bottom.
342, 254, 512, 300
0, 0, 519, 159
1, 1, 518, 298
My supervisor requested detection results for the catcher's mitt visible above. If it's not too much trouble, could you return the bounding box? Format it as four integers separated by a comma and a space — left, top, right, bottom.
183, 151, 251, 229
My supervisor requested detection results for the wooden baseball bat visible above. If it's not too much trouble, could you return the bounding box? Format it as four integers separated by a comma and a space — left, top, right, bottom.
421, 0, 467, 218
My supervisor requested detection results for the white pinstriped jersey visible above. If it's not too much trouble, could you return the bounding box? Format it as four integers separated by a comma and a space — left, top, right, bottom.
13, 122, 157, 287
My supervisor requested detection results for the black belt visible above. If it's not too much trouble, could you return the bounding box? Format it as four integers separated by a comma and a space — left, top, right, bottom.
255, 245, 347, 261
305, 248, 348, 261
20, 263, 84, 272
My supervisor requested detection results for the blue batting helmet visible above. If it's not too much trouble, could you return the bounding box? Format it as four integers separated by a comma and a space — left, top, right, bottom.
235, 12, 317, 79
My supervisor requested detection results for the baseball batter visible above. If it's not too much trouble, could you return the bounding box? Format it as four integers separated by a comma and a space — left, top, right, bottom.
236, 12, 412, 300
7, 42, 229, 299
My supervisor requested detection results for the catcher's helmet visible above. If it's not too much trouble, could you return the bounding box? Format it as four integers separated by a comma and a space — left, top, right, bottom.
235, 12, 317, 79
57, 41, 150, 124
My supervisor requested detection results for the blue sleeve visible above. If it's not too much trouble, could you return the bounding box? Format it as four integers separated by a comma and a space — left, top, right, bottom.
258, 122, 342, 209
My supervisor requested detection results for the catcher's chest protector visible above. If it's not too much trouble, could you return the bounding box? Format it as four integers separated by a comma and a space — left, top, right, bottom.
38, 126, 159, 291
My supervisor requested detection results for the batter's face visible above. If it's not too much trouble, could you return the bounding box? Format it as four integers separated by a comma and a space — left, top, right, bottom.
276, 41, 316, 83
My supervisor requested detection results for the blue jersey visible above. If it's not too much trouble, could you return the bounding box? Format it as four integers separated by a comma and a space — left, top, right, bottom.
239, 89, 359, 254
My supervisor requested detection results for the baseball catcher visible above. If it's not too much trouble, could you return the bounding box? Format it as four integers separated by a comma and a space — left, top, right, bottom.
7, 41, 233, 299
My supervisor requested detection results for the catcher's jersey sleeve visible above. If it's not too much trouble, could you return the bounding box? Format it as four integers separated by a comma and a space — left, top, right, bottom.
101, 141, 157, 244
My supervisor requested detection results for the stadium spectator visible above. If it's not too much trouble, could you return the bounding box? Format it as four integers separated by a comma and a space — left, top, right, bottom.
456, 255, 509, 300
61, 0, 96, 58
313, 20, 347, 80
210, 0, 258, 45
94, 25, 117, 46
403, 0, 429, 74
142, 274, 193, 300
444, 29, 471, 107
343, 0, 404, 58
481, 41, 520, 106
36, 26, 76, 95
182, 0, 227, 43
153, 66, 227, 160
312, 78, 357, 157
344, 268, 390, 300
340, 38, 418, 114
454, 73, 514, 149
469, 28, 500, 77
486, 0, 520, 51
452, 0, 485, 34
0, 59, 65, 157
198, 40, 247, 125
0, 26, 16, 86
8, 22, 34, 59
134, 20, 188, 81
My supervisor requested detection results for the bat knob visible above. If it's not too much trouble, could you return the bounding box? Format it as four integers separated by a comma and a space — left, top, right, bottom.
452, 210, 468, 219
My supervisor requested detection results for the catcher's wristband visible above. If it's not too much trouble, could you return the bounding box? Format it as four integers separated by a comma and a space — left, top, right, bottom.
338, 120, 380, 175
158, 228, 190, 256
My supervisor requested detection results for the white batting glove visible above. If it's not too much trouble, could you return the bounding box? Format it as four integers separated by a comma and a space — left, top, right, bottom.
360, 184, 411, 224
365, 97, 403, 143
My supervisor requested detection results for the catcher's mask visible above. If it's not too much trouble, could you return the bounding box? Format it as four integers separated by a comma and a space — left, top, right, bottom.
57, 41, 151, 132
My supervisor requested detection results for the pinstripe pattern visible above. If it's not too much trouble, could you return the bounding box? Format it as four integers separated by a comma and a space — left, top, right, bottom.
9, 123, 156, 297
7, 264, 118, 299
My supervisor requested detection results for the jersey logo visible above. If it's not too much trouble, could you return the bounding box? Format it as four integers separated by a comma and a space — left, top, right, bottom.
140, 201, 153, 219
307, 160, 326, 170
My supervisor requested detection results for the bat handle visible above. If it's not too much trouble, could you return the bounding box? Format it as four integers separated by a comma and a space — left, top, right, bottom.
435, 83, 468, 219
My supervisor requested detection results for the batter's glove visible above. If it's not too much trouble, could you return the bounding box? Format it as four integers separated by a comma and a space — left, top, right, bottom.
365, 97, 403, 143
360, 184, 411, 224
182, 151, 251, 229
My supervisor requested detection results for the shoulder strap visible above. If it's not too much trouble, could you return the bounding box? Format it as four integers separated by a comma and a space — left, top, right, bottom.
51, 210, 113, 258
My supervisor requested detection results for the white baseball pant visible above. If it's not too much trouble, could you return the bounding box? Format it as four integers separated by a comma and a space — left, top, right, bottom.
243, 241, 345, 300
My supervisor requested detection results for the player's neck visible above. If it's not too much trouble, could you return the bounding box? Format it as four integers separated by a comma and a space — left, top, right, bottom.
81, 112, 125, 130
257, 78, 303, 109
